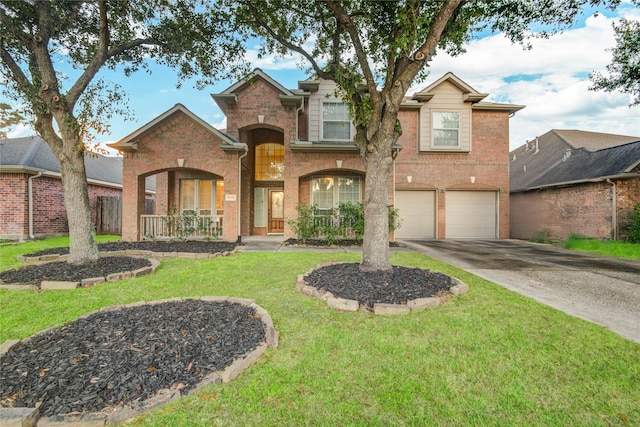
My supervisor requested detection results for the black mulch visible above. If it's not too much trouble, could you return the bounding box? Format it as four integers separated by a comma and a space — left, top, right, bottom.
0, 299, 266, 417
0, 257, 152, 286
284, 238, 402, 247
304, 263, 454, 310
27, 240, 240, 257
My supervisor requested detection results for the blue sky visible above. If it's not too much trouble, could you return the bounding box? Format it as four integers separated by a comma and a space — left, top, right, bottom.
4, 1, 640, 153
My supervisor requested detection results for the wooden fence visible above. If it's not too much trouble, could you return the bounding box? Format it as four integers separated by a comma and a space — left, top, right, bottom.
96, 197, 155, 235
96, 196, 122, 235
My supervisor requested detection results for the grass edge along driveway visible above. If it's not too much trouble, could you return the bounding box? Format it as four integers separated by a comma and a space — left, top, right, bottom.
0, 240, 639, 426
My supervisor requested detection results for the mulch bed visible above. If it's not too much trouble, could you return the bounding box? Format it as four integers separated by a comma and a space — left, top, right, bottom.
304, 263, 454, 310
284, 238, 402, 247
0, 257, 152, 286
27, 240, 240, 256
0, 299, 266, 417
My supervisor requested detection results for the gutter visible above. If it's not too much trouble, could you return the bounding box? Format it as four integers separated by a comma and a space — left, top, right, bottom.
28, 172, 43, 239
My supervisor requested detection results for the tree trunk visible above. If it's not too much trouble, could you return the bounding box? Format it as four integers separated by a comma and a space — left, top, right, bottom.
59, 135, 100, 265
360, 138, 394, 272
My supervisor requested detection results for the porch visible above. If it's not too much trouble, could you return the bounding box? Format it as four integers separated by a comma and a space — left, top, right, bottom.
140, 214, 223, 240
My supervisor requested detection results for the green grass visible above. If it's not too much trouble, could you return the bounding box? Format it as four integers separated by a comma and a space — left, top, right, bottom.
560, 236, 640, 259
1, 239, 639, 426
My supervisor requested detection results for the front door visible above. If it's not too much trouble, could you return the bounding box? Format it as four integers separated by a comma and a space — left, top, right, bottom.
268, 190, 284, 234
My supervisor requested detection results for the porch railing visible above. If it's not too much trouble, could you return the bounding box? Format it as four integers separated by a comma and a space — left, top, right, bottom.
140, 215, 223, 240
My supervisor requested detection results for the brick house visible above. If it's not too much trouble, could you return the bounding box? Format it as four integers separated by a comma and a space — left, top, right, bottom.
510, 130, 640, 241
0, 136, 123, 240
110, 69, 524, 242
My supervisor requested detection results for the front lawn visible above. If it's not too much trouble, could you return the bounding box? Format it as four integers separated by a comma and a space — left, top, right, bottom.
1, 239, 638, 426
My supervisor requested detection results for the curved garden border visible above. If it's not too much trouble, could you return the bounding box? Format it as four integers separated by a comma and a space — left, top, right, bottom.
2, 247, 240, 291
0, 296, 278, 426
296, 262, 470, 315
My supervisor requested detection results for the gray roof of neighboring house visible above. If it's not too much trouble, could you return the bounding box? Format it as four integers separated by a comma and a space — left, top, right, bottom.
510, 129, 640, 192
0, 135, 123, 186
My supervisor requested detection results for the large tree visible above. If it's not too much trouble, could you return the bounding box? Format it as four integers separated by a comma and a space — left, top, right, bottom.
234, 0, 620, 271
0, 0, 246, 264
590, 11, 640, 106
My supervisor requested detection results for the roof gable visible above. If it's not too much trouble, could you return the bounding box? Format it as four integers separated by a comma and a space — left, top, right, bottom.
510, 129, 640, 192
211, 68, 303, 111
412, 72, 489, 103
108, 104, 245, 153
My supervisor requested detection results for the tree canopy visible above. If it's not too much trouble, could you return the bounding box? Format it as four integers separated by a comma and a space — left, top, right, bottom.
0, 0, 247, 264
590, 14, 640, 106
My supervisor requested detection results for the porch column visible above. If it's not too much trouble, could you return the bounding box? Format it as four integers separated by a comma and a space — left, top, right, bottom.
122, 171, 145, 242
283, 173, 299, 240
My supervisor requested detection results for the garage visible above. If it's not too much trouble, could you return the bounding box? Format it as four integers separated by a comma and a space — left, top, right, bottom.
445, 191, 498, 238
394, 190, 436, 239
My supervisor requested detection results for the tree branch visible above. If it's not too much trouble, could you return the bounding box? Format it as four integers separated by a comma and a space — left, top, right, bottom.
244, 1, 330, 79
66, 0, 110, 109
325, 1, 382, 139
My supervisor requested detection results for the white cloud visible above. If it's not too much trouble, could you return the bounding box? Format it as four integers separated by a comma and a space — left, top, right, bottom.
419, 11, 639, 149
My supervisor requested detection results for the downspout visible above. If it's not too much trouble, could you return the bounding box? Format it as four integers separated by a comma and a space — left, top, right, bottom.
295, 101, 304, 143
237, 146, 249, 242
606, 179, 617, 240
28, 172, 43, 239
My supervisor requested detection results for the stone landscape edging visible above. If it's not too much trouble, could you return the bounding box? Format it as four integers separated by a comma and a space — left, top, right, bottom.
296, 261, 469, 315
3, 246, 241, 291
17, 246, 241, 265
0, 258, 161, 291
0, 296, 278, 427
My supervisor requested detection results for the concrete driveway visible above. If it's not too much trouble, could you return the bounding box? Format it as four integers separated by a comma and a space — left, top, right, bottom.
400, 239, 640, 344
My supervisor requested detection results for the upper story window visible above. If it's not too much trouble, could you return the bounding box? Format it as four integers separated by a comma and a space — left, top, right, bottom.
322, 102, 352, 141
255, 143, 284, 181
432, 111, 460, 147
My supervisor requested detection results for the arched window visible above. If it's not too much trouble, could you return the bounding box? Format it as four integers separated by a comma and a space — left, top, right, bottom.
255, 143, 284, 181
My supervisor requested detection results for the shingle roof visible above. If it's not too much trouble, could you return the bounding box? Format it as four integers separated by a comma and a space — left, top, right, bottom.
0, 135, 123, 185
510, 129, 640, 192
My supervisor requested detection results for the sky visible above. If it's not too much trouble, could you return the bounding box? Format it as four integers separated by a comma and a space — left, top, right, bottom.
4, 2, 640, 154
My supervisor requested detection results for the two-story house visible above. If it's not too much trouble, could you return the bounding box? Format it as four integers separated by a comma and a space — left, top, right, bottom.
110, 69, 524, 242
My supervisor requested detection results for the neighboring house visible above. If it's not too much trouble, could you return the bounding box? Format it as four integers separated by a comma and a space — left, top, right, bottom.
510, 130, 640, 241
110, 69, 524, 242
0, 136, 155, 240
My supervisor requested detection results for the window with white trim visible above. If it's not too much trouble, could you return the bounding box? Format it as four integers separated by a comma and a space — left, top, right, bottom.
432, 111, 460, 147
180, 179, 224, 216
322, 102, 352, 141
311, 175, 361, 214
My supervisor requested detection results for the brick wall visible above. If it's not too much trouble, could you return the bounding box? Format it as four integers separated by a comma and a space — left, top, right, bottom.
510, 182, 615, 241
614, 176, 640, 240
394, 109, 511, 238
1, 173, 121, 240
0, 173, 29, 239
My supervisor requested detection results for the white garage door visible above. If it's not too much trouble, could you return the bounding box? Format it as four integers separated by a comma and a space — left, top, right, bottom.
394, 190, 436, 239
446, 191, 497, 238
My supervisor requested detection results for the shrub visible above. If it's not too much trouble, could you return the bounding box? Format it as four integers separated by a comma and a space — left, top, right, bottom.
531, 230, 551, 244
627, 203, 640, 243
287, 204, 320, 242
